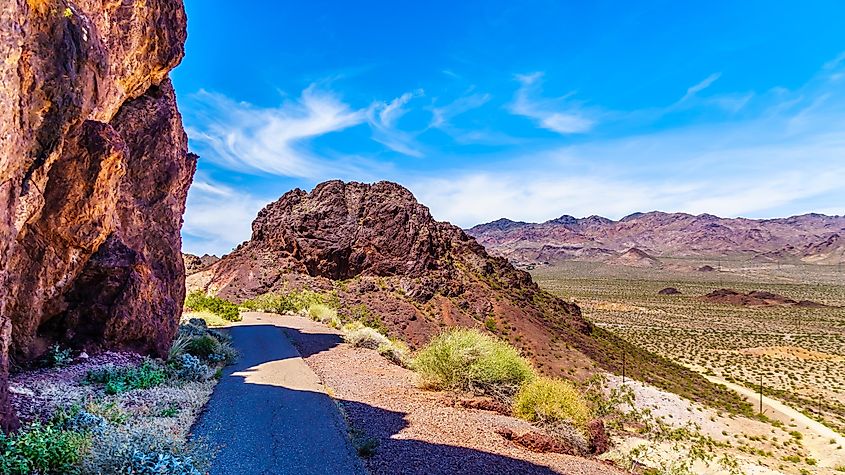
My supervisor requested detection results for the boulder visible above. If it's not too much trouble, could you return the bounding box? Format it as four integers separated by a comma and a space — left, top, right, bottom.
0, 0, 192, 431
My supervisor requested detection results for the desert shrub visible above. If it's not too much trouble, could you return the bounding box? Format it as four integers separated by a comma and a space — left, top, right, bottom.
378, 340, 411, 367
45, 344, 72, 368
513, 377, 591, 428
0, 421, 89, 475
81, 427, 209, 475
242, 289, 338, 315
343, 322, 391, 349
308, 303, 340, 327
185, 335, 219, 359
241, 292, 295, 313
60, 410, 108, 435
85, 359, 167, 395
346, 304, 388, 334
184, 291, 241, 322
174, 354, 210, 382
170, 323, 237, 365
413, 328, 536, 399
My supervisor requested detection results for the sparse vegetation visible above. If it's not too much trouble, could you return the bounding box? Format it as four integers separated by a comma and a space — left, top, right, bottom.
184, 291, 241, 322
0, 421, 89, 475
342, 322, 391, 349
513, 377, 591, 428
533, 260, 845, 430
241, 289, 338, 315
85, 359, 167, 395
413, 328, 536, 399
45, 344, 72, 368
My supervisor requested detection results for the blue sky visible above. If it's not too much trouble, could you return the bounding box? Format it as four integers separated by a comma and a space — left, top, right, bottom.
173, 1, 845, 255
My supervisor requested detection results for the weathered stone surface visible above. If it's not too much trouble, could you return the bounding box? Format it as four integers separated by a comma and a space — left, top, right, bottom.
183, 253, 220, 275
0, 0, 191, 431
191, 180, 732, 411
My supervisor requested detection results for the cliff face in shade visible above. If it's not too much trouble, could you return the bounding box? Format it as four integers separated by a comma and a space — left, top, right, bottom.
189, 181, 743, 411
0, 0, 193, 431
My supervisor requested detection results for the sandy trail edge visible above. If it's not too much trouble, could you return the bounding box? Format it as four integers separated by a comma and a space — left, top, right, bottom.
705, 374, 845, 468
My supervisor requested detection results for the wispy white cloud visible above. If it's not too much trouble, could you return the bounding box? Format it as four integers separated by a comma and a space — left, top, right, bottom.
509, 72, 595, 134
681, 73, 721, 101
412, 59, 845, 226
184, 85, 366, 177
182, 176, 270, 255
429, 92, 491, 128
367, 89, 426, 157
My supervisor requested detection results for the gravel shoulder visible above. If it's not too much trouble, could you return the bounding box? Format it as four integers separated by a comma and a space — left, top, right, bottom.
278, 313, 622, 475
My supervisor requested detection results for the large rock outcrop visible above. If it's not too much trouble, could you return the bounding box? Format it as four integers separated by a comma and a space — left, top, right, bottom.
190, 181, 741, 410
1, 0, 193, 431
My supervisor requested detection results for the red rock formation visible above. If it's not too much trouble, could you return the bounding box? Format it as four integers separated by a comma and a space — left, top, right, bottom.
190, 181, 737, 410
0, 0, 192, 431
701, 289, 826, 307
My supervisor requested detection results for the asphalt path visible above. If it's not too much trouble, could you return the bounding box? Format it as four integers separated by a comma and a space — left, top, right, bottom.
192, 312, 365, 475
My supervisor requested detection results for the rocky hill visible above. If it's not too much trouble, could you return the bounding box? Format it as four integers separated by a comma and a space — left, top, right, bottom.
183, 253, 221, 275
0, 0, 193, 430
467, 212, 845, 266
189, 181, 746, 410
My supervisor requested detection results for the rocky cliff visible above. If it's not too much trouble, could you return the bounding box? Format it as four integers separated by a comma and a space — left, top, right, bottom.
190, 181, 741, 409
0, 0, 193, 431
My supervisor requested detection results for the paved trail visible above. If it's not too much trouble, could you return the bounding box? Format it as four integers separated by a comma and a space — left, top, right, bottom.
192, 312, 365, 475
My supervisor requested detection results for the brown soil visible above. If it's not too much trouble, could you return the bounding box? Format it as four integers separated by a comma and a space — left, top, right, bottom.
281, 314, 623, 475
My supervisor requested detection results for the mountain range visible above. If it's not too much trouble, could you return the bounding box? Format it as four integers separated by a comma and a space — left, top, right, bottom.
466, 212, 845, 267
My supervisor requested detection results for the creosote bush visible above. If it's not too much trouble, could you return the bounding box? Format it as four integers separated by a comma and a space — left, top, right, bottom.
513, 377, 591, 428
343, 322, 391, 349
184, 291, 241, 322
413, 328, 536, 399
308, 303, 341, 328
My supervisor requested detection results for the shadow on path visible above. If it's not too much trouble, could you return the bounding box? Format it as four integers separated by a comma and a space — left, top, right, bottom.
194, 318, 564, 474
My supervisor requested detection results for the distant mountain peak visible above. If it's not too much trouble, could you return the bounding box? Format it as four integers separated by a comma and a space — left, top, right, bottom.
466, 211, 845, 266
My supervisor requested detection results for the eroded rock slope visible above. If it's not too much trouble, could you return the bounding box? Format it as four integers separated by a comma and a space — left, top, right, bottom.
0, 0, 193, 430
190, 181, 745, 411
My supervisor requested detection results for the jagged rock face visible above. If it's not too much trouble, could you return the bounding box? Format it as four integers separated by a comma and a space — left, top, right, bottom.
192, 181, 732, 409
183, 253, 221, 275
199, 181, 541, 305
0, 0, 192, 431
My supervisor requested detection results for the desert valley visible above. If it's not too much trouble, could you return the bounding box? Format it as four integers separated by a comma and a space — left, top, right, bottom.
2, 1, 844, 475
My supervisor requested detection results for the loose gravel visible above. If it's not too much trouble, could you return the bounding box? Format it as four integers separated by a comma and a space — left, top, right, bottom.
280, 314, 622, 475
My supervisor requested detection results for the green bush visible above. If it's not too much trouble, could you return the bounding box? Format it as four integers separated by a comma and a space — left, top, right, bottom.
513, 377, 591, 428
169, 323, 237, 365
308, 304, 340, 328
347, 304, 388, 334
185, 335, 219, 359
0, 421, 89, 475
45, 344, 72, 368
85, 360, 167, 395
343, 322, 390, 349
241, 290, 338, 315
184, 291, 241, 322
413, 328, 536, 399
